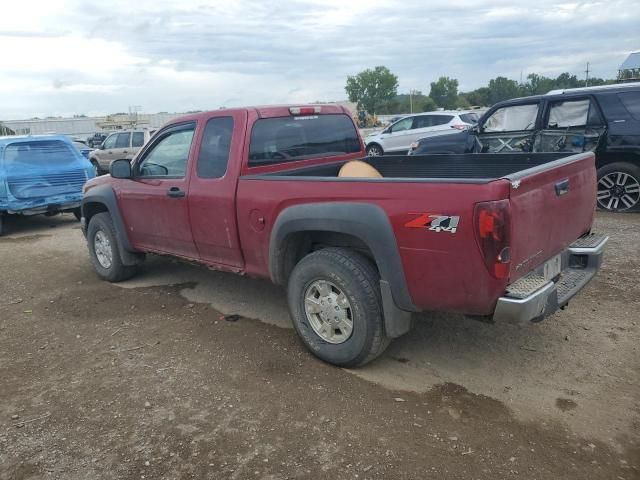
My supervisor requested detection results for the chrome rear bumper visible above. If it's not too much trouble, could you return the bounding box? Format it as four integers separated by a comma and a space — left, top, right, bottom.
493, 233, 608, 323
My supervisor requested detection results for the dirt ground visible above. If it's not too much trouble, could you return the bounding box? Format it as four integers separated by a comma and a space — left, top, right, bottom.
0, 211, 638, 480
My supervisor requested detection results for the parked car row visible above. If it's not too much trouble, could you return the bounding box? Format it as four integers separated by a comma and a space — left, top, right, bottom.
364, 110, 481, 156
402, 83, 640, 212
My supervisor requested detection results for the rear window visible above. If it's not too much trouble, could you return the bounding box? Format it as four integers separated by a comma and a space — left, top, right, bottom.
4, 140, 78, 166
248, 114, 360, 166
618, 92, 640, 120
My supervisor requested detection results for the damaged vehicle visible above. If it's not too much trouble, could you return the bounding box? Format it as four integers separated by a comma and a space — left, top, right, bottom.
0, 135, 95, 235
408, 83, 640, 212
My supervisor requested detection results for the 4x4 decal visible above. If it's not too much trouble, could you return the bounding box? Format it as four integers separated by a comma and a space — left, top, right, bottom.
405, 214, 460, 233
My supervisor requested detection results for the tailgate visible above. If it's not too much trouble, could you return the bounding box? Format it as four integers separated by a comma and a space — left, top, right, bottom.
507, 152, 596, 281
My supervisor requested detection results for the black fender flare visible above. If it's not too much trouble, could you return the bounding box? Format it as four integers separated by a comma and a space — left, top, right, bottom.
269, 202, 417, 337
81, 185, 140, 266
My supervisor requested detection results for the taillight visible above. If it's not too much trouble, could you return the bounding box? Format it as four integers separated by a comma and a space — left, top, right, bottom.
450, 124, 468, 130
289, 106, 321, 115
474, 199, 511, 279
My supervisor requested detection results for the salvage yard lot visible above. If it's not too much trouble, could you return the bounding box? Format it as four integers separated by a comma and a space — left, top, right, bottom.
0, 212, 638, 479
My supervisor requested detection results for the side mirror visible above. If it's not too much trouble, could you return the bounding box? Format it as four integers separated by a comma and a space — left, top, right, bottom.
382, 127, 391, 134
471, 125, 480, 134
110, 159, 132, 179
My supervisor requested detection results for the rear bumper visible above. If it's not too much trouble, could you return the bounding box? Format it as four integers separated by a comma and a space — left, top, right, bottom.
493, 233, 608, 323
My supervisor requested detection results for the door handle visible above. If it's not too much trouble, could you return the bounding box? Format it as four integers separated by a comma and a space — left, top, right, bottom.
123, 150, 128, 153
167, 187, 186, 198
555, 179, 570, 196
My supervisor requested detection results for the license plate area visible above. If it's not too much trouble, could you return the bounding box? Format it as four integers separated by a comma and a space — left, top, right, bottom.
544, 254, 562, 281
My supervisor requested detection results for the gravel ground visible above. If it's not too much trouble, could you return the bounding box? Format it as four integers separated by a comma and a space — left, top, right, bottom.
0, 211, 638, 480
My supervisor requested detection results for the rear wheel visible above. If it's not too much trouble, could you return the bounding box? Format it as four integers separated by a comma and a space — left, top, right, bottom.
597, 162, 640, 212
366, 143, 383, 157
287, 247, 390, 367
87, 212, 137, 282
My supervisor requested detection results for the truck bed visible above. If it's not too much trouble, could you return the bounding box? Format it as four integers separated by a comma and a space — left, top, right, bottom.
247, 153, 568, 182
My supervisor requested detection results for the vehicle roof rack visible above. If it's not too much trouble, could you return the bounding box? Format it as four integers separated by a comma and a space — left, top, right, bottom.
546, 82, 640, 95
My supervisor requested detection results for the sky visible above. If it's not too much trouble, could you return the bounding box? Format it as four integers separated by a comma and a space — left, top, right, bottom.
1, 0, 638, 119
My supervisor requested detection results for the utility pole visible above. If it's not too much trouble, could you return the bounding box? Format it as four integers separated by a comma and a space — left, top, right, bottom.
585, 62, 590, 87
409, 90, 413, 113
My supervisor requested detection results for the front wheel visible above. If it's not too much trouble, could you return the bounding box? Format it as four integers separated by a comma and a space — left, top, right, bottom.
287, 248, 390, 367
366, 144, 383, 157
90, 160, 103, 176
597, 162, 640, 212
87, 212, 138, 282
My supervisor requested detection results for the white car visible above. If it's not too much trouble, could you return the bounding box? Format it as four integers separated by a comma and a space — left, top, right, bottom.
364, 111, 480, 156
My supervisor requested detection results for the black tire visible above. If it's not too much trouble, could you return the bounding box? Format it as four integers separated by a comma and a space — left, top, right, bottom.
90, 159, 103, 176
0, 215, 4, 236
87, 212, 137, 282
366, 143, 384, 157
597, 162, 640, 212
287, 247, 390, 367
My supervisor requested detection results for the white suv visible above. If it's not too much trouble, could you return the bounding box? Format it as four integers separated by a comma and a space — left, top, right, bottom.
364, 111, 480, 156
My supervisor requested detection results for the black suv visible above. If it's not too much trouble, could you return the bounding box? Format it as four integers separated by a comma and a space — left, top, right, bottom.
409, 83, 640, 212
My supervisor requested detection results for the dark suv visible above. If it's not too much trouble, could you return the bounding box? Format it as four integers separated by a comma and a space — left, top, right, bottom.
409, 83, 640, 212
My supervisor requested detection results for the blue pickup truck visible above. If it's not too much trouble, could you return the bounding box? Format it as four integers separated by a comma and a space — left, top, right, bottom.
0, 135, 95, 235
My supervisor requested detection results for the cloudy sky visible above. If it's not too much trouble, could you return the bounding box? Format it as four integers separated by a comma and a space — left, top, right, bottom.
1, 0, 638, 119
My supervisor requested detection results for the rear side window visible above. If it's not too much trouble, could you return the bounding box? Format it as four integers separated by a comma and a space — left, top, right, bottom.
547, 99, 590, 128
132, 132, 145, 147
459, 113, 479, 124
248, 114, 360, 166
618, 92, 640, 120
431, 115, 453, 126
4, 140, 77, 166
197, 117, 233, 178
115, 133, 130, 148
483, 104, 539, 132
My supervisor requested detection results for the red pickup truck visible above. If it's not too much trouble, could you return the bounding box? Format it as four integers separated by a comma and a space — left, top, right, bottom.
81, 104, 608, 367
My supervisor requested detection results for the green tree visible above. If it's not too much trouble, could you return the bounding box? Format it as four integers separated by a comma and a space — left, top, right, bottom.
345, 66, 399, 114
487, 76, 522, 104
460, 87, 490, 107
524, 73, 555, 95
428, 76, 459, 109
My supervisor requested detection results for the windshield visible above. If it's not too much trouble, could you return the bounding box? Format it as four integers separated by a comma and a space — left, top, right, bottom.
248, 114, 360, 166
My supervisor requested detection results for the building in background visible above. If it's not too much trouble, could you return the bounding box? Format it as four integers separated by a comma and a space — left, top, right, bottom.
2, 112, 186, 139
618, 52, 640, 83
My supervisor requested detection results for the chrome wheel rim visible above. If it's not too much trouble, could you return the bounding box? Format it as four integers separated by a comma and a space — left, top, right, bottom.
597, 172, 640, 211
94, 230, 113, 269
304, 280, 353, 344
368, 146, 381, 156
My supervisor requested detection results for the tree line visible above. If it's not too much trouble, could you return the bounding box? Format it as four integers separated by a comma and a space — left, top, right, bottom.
345, 66, 618, 115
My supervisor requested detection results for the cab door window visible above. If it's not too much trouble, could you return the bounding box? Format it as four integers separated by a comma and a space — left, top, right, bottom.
137, 123, 196, 178
390, 117, 413, 133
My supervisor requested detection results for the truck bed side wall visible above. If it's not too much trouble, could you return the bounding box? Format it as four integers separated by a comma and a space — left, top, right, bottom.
236, 177, 511, 316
